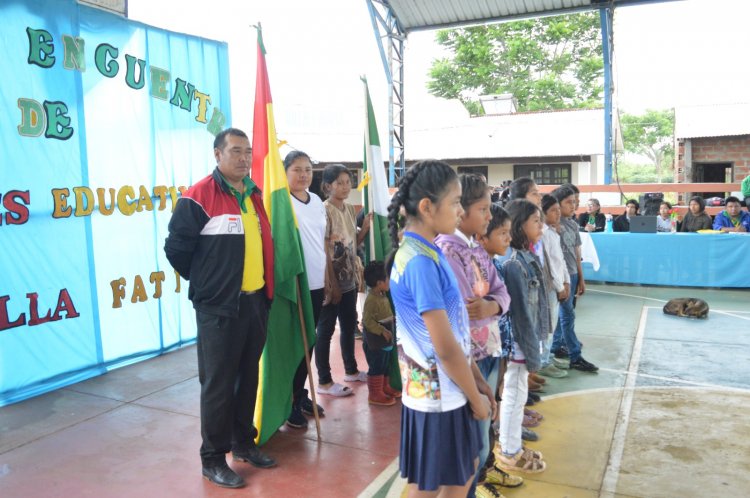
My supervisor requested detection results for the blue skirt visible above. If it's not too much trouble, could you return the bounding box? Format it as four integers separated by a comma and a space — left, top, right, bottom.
399, 403, 482, 491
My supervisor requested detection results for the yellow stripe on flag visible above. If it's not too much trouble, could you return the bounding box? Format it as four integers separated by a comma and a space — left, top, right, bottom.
357, 171, 371, 192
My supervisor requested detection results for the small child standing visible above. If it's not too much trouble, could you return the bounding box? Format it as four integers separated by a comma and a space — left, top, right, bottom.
537, 194, 570, 379
497, 199, 548, 474
362, 261, 401, 406
476, 203, 525, 495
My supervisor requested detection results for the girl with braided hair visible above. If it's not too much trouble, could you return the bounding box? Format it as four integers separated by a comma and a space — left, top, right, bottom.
388, 160, 494, 497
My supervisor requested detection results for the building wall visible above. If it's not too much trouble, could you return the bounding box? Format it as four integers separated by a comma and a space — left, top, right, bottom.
676, 135, 750, 183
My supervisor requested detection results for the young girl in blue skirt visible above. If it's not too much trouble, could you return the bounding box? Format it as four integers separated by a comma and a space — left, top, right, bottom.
387, 160, 494, 497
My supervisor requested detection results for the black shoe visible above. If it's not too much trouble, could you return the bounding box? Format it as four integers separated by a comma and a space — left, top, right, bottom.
300, 396, 325, 417
570, 357, 599, 373
202, 462, 245, 488
553, 346, 570, 359
286, 404, 308, 428
528, 392, 541, 403
232, 446, 277, 469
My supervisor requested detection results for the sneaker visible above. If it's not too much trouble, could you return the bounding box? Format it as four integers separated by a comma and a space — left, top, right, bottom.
484, 465, 524, 488
552, 357, 570, 369
476, 483, 506, 498
538, 364, 568, 378
286, 404, 308, 428
521, 426, 538, 441
300, 397, 325, 417
474, 482, 505, 498
553, 345, 569, 359
570, 357, 599, 373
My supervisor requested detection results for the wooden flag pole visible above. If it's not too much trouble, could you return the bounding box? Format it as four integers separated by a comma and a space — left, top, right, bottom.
296, 277, 322, 442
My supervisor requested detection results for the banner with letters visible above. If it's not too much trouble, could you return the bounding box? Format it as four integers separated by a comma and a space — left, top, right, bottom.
0, 0, 232, 406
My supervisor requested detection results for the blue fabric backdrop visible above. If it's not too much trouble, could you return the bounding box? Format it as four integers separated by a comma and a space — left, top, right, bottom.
0, 0, 231, 406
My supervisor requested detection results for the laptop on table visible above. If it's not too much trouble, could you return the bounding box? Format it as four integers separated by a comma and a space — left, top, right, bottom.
630, 215, 657, 233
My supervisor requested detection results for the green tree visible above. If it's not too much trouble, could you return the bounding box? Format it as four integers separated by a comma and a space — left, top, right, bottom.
427, 12, 603, 113
619, 109, 674, 183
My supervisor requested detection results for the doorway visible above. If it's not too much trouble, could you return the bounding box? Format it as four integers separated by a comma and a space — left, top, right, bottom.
693, 162, 732, 199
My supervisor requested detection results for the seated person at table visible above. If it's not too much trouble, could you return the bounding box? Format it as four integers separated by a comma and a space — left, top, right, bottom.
712, 196, 750, 232
577, 198, 606, 232
680, 196, 713, 232
656, 201, 675, 232
613, 199, 639, 232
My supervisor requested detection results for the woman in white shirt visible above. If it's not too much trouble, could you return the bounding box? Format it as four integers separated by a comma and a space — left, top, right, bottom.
284, 150, 328, 428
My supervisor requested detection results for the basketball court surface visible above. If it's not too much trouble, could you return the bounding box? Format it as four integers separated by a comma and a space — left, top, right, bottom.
1, 283, 748, 497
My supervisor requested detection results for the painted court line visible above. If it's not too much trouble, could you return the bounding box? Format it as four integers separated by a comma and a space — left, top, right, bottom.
599, 305, 648, 498
596, 368, 750, 394
357, 458, 400, 498
588, 288, 667, 303
712, 310, 750, 322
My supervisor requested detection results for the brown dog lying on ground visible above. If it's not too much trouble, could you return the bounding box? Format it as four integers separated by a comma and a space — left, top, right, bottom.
663, 298, 709, 319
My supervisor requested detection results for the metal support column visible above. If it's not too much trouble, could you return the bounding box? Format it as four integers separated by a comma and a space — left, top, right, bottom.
366, 0, 405, 186
600, 6, 614, 184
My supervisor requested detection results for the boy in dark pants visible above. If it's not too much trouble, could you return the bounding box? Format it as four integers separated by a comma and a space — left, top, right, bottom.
362, 261, 401, 406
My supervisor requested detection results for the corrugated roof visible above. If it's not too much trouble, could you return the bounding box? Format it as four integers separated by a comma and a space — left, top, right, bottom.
385, 0, 666, 33
674, 103, 750, 139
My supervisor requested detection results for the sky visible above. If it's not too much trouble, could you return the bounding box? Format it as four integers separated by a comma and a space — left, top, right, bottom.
127, 0, 750, 155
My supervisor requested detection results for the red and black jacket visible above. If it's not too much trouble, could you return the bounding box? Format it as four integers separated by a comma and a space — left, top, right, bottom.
164, 168, 274, 317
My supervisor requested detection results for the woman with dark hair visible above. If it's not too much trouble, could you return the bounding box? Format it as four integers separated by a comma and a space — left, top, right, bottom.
507, 177, 541, 206
577, 198, 605, 232
315, 164, 369, 397
284, 151, 326, 427
656, 201, 674, 232
680, 196, 713, 232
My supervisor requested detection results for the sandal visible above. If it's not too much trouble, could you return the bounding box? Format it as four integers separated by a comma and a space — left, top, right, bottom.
522, 414, 540, 428
497, 448, 546, 474
524, 408, 544, 422
343, 371, 367, 382
316, 382, 353, 397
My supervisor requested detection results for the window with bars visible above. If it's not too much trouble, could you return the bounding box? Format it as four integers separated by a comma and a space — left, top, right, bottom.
513, 163, 571, 185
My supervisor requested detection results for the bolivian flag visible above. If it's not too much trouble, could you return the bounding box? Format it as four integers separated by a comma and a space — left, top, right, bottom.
361, 78, 400, 391
252, 26, 316, 445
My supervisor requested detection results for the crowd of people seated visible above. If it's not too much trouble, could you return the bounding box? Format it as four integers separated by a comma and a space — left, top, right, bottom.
599, 195, 749, 233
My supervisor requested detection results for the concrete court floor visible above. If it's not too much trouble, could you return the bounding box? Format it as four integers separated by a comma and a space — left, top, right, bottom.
1, 283, 749, 498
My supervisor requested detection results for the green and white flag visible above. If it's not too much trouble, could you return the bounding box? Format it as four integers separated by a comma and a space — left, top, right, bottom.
362, 78, 392, 264
361, 77, 401, 391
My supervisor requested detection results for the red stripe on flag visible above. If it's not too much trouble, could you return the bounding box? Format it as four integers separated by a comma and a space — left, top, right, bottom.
251, 34, 272, 188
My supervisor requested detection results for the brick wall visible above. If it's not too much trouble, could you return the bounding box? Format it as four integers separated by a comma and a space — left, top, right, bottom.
676, 134, 750, 182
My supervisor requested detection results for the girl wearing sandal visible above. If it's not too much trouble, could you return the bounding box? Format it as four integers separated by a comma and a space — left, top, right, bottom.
315, 164, 370, 397
497, 200, 550, 474
388, 160, 494, 497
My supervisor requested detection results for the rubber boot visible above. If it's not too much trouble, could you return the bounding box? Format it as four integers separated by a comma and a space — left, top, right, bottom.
368, 375, 396, 406
382, 376, 402, 398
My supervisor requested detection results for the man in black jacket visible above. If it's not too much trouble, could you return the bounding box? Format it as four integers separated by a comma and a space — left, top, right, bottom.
613, 199, 639, 232
165, 128, 276, 489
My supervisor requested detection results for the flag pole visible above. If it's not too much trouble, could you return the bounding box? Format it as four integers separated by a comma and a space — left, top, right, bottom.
296, 276, 322, 441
